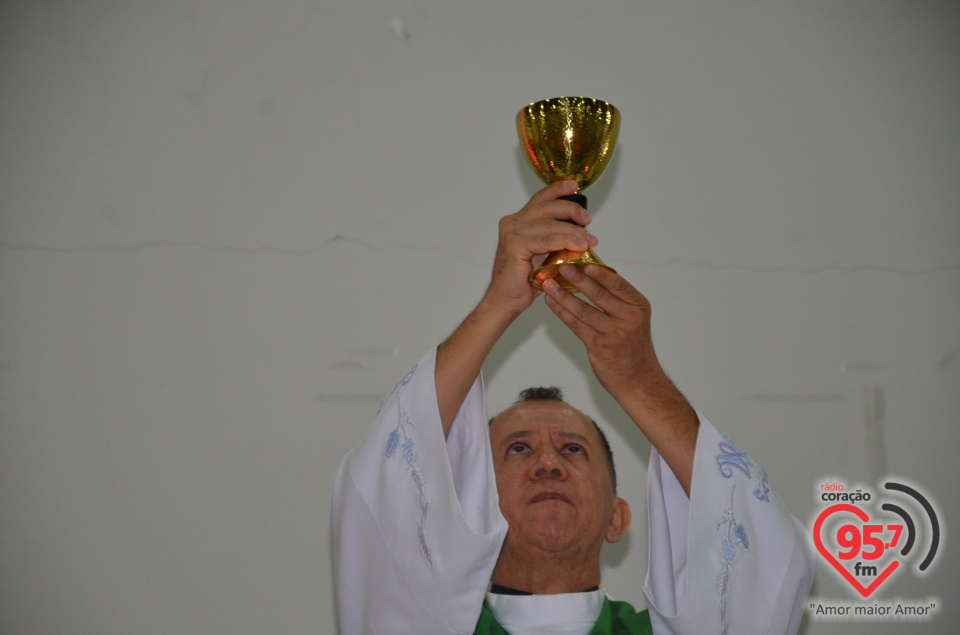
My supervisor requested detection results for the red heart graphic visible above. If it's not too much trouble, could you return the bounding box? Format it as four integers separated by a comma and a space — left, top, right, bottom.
813, 504, 899, 597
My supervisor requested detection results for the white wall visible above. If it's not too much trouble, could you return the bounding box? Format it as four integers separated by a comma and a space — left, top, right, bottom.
1, 2, 957, 633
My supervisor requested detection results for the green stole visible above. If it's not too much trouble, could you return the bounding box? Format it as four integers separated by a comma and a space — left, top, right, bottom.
474, 597, 652, 635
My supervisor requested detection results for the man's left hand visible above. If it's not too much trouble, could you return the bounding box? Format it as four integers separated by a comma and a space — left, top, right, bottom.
543, 263, 699, 493
541, 263, 664, 400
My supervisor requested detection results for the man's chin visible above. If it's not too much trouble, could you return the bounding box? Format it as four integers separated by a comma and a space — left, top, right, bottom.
501, 508, 582, 552
532, 533, 578, 553
526, 520, 579, 553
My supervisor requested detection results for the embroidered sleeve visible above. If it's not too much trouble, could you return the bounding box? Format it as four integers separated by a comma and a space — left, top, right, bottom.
332, 347, 509, 634
645, 415, 815, 635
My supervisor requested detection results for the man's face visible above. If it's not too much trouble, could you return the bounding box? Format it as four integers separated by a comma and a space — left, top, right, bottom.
489, 401, 629, 557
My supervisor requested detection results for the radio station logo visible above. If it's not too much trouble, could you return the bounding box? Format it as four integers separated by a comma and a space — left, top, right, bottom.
807, 476, 943, 622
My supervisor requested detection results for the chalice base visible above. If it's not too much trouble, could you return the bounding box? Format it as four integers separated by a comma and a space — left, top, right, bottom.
530, 248, 616, 291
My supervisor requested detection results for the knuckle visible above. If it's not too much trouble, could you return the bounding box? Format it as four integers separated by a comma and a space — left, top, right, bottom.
574, 301, 592, 320
591, 283, 609, 302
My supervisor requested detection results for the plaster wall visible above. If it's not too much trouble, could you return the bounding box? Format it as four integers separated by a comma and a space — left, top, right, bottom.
1, 2, 958, 633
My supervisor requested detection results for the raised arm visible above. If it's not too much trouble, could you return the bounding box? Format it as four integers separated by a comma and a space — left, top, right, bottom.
543, 263, 815, 632
435, 180, 598, 435
541, 263, 699, 494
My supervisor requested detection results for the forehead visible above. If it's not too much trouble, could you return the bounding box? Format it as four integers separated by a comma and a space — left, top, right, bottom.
489, 400, 597, 443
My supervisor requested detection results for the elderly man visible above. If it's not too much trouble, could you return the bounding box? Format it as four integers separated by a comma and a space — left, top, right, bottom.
332, 181, 814, 634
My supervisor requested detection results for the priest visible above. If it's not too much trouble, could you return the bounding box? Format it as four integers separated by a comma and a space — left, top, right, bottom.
332, 180, 815, 634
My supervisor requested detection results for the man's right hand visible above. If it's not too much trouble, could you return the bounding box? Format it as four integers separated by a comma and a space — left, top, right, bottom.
482, 180, 598, 318
435, 181, 596, 435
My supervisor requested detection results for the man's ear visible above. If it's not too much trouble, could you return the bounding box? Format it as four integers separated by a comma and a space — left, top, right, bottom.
605, 497, 631, 544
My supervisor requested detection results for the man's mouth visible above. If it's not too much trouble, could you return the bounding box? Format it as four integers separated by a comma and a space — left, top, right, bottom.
529, 492, 572, 504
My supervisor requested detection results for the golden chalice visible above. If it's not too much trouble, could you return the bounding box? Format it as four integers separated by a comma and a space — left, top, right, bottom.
517, 96, 620, 290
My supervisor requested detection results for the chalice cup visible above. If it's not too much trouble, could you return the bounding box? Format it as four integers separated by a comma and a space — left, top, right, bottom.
517, 96, 620, 290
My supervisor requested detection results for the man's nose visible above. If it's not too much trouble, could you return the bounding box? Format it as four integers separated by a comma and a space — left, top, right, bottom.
531, 449, 566, 480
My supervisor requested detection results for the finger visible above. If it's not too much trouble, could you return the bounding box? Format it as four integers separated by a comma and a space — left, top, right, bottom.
553, 265, 621, 320
542, 278, 606, 337
520, 199, 591, 227
501, 215, 598, 254
518, 230, 595, 257
527, 180, 580, 206
522, 186, 592, 226
567, 264, 648, 317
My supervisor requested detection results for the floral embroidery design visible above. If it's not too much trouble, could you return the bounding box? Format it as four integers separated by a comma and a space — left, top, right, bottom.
715, 435, 770, 504
716, 486, 749, 635
384, 383, 433, 566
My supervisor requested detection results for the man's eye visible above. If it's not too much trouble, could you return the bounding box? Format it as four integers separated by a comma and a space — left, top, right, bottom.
563, 444, 585, 455
507, 443, 529, 455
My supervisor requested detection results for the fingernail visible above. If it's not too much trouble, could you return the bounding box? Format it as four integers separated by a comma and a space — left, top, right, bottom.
580, 209, 591, 224
563, 180, 579, 194
542, 279, 560, 294
585, 232, 598, 246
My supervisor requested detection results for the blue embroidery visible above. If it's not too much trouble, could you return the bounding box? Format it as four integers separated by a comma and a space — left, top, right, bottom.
712, 431, 774, 632
721, 539, 737, 566
754, 467, 770, 502
399, 363, 419, 387
733, 523, 749, 549
410, 466, 425, 493
715, 434, 771, 505
716, 486, 749, 635
384, 404, 415, 459
716, 437, 752, 479
418, 518, 433, 566
379, 362, 421, 416
384, 396, 433, 566
386, 429, 400, 458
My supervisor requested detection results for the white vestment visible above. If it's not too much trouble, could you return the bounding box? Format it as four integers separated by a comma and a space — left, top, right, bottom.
332, 347, 815, 634
484, 589, 606, 634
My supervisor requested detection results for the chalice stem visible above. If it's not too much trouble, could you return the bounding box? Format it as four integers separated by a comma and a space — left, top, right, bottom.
532, 190, 615, 291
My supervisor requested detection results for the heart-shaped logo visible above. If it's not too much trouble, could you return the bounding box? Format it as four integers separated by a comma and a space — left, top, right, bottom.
813, 504, 900, 597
